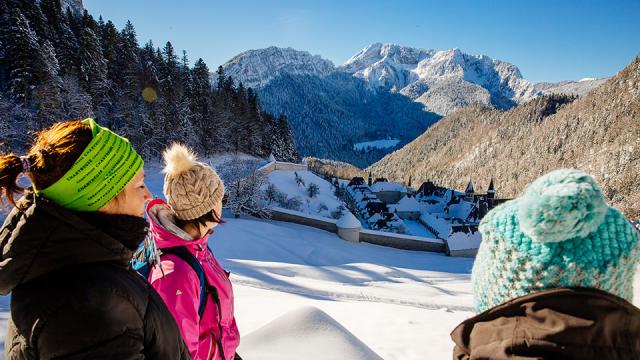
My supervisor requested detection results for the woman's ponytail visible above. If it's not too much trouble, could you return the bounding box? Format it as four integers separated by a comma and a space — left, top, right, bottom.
0, 153, 26, 209
0, 120, 93, 211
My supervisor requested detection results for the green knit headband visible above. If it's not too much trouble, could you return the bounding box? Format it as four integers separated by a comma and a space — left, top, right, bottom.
36, 118, 144, 211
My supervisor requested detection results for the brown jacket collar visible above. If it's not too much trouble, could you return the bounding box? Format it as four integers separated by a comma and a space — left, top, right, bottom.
451, 288, 640, 359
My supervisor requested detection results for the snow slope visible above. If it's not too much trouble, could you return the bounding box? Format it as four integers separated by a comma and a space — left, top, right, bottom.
534, 77, 608, 97
239, 306, 383, 360
265, 170, 344, 218
353, 139, 401, 151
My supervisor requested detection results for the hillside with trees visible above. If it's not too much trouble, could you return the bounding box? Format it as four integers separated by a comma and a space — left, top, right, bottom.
0, 0, 298, 162
368, 57, 640, 219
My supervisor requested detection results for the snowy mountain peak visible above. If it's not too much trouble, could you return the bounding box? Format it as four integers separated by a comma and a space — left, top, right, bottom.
222, 46, 335, 89
342, 43, 434, 74
220, 43, 541, 114
339, 43, 538, 113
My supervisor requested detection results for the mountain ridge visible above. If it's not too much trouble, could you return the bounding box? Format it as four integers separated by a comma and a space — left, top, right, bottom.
220, 43, 614, 166
367, 56, 640, 219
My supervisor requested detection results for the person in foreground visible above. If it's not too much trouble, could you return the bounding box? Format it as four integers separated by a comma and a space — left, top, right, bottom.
143, 143, 240, 360
0, 119, 191, 359
450, 168, 640, 359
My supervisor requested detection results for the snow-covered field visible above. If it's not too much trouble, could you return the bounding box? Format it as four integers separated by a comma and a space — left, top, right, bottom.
353, 139, 400, 151
213, 216, 474, 359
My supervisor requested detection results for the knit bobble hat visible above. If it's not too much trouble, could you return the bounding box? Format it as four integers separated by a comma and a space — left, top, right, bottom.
472, 169, 640, 313
162, 143, 225, 220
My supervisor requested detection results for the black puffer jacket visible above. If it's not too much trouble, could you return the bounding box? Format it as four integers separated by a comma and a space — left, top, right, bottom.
0, 194, 191, 360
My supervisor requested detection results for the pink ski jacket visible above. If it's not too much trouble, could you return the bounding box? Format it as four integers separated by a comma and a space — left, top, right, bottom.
146, 199, 240, 360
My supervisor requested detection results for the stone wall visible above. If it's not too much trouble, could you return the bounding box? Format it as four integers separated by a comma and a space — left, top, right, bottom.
269, 208, 446, 254
270, 207, 338, 233
360, 230, 446, 253
258, 161, 309, 174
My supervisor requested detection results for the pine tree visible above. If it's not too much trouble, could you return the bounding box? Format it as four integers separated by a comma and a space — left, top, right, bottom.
216, 65, 225, 92
116, 20, 144, 143
65, 7, 81, 37
34, 39, 63, 127
59, 74, 92, 120
77, 23, 108, 114
158, 41, 182, 144
9, 0, 50, 42
99, 20, 121, 82
0, 0, 13, 91
0, 93, 30, 151
271, 114, 298, 162
40, 0, 79, 77
5, 9, 40, 107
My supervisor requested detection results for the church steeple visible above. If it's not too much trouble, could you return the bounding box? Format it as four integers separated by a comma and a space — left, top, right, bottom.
465, 180, 474, 194
487, 178, 495, 198
368, 171, 373, 187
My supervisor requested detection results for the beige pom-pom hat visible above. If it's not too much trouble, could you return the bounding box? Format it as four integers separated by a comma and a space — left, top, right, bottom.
162, 143, 225, 220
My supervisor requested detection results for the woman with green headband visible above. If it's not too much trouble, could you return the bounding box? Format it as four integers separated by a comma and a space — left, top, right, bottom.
0, 119, 191, 359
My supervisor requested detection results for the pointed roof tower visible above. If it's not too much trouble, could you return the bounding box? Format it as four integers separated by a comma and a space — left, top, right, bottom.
487, 178, 495, 194
465, 180, 475, 194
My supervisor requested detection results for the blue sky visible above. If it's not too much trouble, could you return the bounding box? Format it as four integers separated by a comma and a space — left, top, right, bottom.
84, 0, 639, 83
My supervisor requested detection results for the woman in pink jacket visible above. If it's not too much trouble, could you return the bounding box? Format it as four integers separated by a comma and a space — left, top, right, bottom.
145, 143, 240, 360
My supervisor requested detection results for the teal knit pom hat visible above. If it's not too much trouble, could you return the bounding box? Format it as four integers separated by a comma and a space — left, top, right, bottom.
472, 169, 640, 313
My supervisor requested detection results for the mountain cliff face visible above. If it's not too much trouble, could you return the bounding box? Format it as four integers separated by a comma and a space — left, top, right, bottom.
368, 56, 640, 219
222, 47, 335, 89
340, 43, 539, 115
63, 0, 84, 15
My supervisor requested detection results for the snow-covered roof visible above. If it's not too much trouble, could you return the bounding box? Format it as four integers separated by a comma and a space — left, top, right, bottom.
370, 181, 405, 193
419, 213, 452, 238
395, 195, 421, 212
447, 231, 482, 251
367, 213, 383, 224
337, 212, 362, 229
447, 201, 474, 220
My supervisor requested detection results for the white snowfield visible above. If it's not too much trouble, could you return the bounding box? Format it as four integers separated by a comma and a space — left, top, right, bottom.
213, 217, 475, 359
353, 139, 401, 151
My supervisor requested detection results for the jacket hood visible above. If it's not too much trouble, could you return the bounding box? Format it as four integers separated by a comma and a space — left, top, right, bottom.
0, 194, 147, 295
146, 198, 210, 250
451, 287, 640, 359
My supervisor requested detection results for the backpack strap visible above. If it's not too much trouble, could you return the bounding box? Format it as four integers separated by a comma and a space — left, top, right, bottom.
207, 285, 227, 360
161, 246, 207, 318
163, 246, 227, 360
